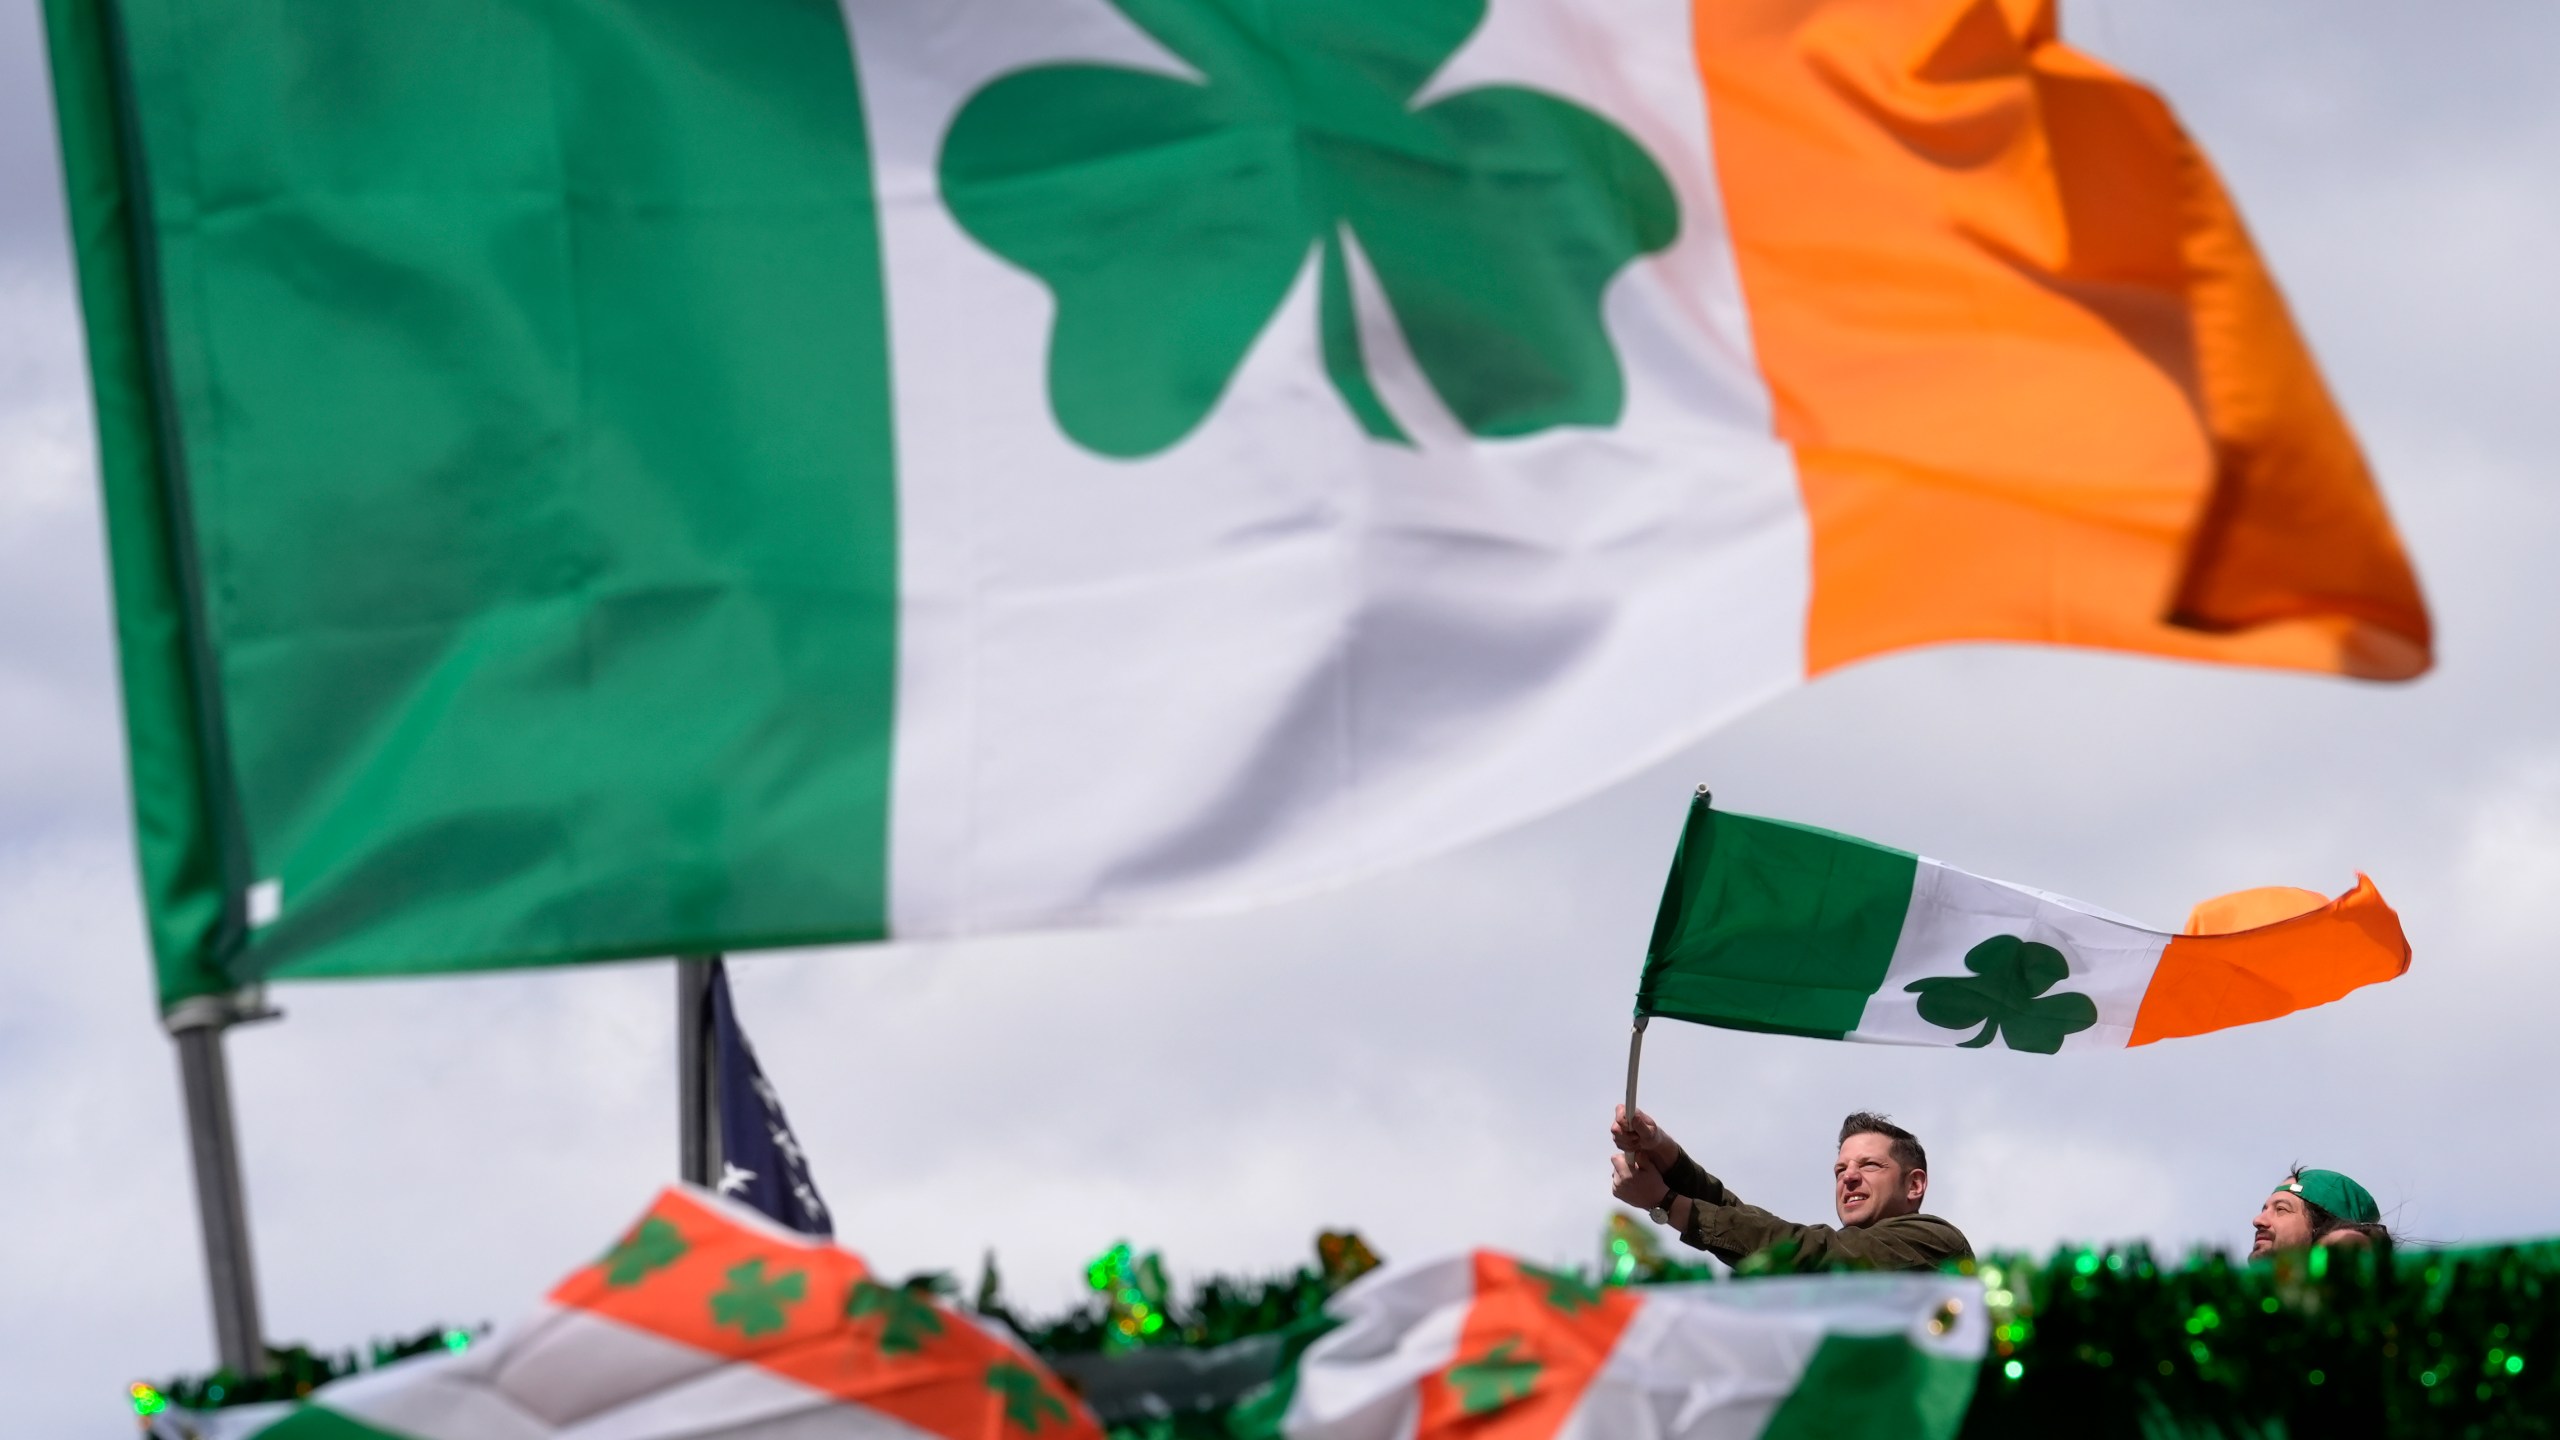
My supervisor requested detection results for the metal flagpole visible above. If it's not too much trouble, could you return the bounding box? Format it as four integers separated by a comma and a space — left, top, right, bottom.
165, 990, 278, 1380
676, 956, 721, 1187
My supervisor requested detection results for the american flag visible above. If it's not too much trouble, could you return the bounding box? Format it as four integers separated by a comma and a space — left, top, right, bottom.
707, 960, 832, 1236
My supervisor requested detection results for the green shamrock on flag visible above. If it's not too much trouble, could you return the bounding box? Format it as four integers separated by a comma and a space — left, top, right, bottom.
1518, 1262, 1604, 1314
597, 1217, 687, 1288
940, 0, 1680, 458
847, 1278, 948, 1356
710, 1258, 808, 1339
1905, 935, 2100, 1054
986, 1360, 1073, 1434
1447, 1337, 1542, 1415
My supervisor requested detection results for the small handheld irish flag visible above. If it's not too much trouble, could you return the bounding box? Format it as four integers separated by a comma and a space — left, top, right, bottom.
1636, 793, 2409, 1053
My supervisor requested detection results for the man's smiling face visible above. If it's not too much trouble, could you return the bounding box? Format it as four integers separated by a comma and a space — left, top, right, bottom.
1835, 1132, 1924, 1227
2252, 1191, 2314, 1258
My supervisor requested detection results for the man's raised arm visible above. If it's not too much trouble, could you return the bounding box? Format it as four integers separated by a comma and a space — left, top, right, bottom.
1611, 1107, 1974, 1272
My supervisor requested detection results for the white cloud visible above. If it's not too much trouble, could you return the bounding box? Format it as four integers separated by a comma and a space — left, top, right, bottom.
2452, 757, 2560, 955
0, 841, 206, 1439
0, 277, 86, 517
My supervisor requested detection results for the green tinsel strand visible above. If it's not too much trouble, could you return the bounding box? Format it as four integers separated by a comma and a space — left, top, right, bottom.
138, 1325, 483, 1415
138, 1235, 2560, 1437
1955, 1240, 2560, 1438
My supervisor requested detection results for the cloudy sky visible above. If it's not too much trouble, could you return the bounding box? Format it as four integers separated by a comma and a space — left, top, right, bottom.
4, 3, 2557, 1433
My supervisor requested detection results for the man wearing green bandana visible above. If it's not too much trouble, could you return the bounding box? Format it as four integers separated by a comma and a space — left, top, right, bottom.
2252, 1168, 2388, 1257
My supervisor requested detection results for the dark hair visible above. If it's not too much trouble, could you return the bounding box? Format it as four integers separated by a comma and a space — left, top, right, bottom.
1840, 1112, 1927, 1174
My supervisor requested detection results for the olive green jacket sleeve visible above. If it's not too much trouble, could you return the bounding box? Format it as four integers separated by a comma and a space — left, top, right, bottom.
1658, 1152, 1973, 1272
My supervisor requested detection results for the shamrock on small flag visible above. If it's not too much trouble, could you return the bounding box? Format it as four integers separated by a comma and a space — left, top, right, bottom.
1905, 935, 2099, 1054
986, 1360, 1072, 1434
1447, 1338, 1542, 1416
597, 1217, 688, 1289
1518, 1262, 1604, 1314
847, 1278, 948, 1356
709, 1258, 807, 1339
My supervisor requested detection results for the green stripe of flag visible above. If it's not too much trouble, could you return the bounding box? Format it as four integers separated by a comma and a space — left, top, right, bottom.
1636, 798, 1917, 1039
44, 0, 238, 1004
1757, 1333, 1979, 1440
247, 1406, 417, 1440
45, 0, 901, 1005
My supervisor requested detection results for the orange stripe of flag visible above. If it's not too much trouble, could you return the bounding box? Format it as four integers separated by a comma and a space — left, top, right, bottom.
551, 1188, 865, 1356
1416, 1254, 1642, 1440
1689, 0, 2429, 680
553, 1189, 1103, 1440
2129, 875, 2410, 1046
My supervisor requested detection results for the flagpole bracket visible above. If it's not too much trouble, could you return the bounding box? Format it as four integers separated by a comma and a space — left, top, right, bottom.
162, 986, 281, 1036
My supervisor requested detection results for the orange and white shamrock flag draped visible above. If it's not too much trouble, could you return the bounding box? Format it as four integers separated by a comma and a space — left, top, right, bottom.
175, 1188, 1102, 1440
1243, 1253, 1984, 1440
51, 0, 2431, 1001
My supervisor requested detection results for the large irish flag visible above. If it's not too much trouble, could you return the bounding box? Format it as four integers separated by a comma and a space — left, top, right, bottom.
44, 0, 2430, 1007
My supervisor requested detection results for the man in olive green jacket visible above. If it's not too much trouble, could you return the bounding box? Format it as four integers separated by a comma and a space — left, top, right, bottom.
1609, 1107, 1972, 1271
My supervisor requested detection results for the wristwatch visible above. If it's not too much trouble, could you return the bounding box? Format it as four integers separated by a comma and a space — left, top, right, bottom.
1648, 1196, 1678, 1227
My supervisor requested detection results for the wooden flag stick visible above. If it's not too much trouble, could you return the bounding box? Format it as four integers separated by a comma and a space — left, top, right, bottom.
1622, 786, 1704, 1128
1623, 1014, 1648, 1120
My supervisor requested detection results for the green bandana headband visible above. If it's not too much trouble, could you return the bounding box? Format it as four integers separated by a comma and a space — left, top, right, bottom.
2278, 1169, 2380, 1226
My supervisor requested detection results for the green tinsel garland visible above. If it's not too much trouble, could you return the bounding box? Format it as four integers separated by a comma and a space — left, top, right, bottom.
1953, 1239, 2559, 1438
137, 1232, 2560, 1437
132, 1326, 484, 1417
988, 1232, 2560, 1439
